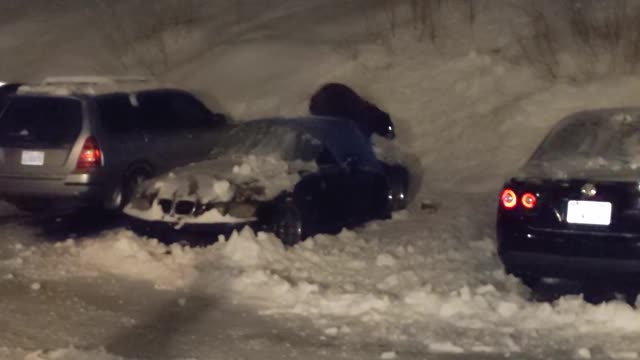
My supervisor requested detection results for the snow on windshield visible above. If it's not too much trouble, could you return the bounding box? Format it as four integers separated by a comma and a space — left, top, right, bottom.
524, 110, 640, 176
209, 121, 324, 162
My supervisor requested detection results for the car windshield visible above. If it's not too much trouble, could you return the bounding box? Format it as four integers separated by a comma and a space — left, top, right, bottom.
527, 110, 640, 172
208, 121, 324, 162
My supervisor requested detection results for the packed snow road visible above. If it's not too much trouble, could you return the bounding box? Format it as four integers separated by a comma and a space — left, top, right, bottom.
2, 192, 640, 359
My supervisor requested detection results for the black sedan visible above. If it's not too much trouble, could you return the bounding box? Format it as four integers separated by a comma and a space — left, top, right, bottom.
125, 116, 410, 245
497, 108, 640, 285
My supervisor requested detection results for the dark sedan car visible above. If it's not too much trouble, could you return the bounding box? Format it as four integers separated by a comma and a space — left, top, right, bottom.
498, 108, 640, 285
125, 116, 410, 245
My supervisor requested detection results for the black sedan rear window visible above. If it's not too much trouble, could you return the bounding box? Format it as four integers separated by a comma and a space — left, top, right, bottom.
0, 96, 82, 148
528, 110, 640, 172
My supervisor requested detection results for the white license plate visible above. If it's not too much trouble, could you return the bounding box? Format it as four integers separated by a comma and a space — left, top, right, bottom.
20, 150, 45, 166
566, 200, 612, 226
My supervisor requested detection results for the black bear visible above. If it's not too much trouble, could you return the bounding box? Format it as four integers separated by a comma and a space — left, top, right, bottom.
309, 83, 395, 140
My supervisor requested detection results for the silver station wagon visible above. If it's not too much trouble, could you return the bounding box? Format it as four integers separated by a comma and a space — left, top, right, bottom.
0, 77, 227, 213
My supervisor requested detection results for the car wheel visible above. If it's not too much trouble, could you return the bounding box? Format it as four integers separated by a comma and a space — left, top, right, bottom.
272, 203, 304, 246
516, 274, 541, 289
389, 166, 409, 211
106, 170, 150, 211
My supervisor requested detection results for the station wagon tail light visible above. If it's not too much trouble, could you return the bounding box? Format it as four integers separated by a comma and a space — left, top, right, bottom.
521, 193, 537, 209
76, 136, 102, 172
501, 189, 517, 209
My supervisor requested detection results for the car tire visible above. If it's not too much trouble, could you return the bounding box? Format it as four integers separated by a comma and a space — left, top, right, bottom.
271, 202, 304, 246
106, 169, 151, 211
516, 274, 541, 289
388, 165, 409, 211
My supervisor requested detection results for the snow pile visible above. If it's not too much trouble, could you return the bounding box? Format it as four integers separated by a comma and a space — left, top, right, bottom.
219, 227, 287, 267
0, 231, 198, 290
0, 346, 123, 360
23, 347, 124, 360
6, 200, 640, 354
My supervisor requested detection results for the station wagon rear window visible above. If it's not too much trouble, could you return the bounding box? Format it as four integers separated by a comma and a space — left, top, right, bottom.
0, 96, 82, 148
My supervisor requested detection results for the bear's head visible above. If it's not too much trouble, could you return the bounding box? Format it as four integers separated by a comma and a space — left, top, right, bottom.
367, 107, 395, 140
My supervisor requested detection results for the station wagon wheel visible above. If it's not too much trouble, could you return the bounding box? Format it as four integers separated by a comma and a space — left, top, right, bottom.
107, 170, 150, 211
272, 204, 303, 246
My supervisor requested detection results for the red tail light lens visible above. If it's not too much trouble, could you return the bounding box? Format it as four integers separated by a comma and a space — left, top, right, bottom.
521, 193, 537, 209
501, 189, 517, 209
76, 136, 102, 172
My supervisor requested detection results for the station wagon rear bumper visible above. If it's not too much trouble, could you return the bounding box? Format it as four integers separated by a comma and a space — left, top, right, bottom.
0, 174, 107, 207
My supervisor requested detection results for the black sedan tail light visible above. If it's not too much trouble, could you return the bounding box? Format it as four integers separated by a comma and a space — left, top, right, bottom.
501, 188, 517, 209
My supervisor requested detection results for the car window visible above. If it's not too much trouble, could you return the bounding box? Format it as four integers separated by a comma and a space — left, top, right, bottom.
0, 96, 82, 148
97, 94, 138, 134
305, 118, 379, 168
170, 93, 216, 129
137, 92, 178, 132
208, 122, 324, 162
527, 110, 640, 171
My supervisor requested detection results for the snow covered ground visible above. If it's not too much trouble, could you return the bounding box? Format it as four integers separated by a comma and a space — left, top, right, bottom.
5, 1, 640, 359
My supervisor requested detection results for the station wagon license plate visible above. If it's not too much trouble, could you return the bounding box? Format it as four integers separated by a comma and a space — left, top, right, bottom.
566, 200, 612, 226
20, 150, 45, 166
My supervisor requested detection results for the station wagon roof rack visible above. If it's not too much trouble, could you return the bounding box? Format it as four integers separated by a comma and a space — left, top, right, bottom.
17, 75, 162, 96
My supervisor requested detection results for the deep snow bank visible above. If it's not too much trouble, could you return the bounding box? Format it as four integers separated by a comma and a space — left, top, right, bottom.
5, 2, 640, 194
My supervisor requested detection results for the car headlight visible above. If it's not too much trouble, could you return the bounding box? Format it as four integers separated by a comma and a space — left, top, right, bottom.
227, 202, 257, 218
195, 202, 228, 217
234, 184, 266, 202
130, 194, 154, 211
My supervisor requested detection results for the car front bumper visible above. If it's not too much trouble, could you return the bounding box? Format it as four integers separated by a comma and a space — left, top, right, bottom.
127, 217, 261, 245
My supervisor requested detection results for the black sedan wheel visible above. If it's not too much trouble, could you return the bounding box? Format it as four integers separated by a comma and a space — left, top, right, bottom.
272, 204, 303, 246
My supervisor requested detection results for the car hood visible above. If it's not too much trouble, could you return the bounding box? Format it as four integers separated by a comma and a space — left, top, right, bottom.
124, 155, 316, 225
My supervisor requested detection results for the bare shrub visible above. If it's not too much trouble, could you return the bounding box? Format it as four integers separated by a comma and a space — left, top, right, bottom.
516, 0, 640, 80
96, 0, 205, 76
513, 1, 560, 79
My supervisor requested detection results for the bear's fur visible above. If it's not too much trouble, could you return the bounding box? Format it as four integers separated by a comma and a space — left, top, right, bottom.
309, 83, 395, 140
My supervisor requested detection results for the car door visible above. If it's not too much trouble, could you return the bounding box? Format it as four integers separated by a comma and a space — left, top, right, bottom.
295, 164, 353, 235
95, 94, 147, 177
169, 92, 221, 158
345, 161, 390, 222
136, 91, 195, 172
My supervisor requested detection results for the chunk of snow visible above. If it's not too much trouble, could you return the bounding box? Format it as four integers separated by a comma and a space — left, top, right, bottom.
428, 342, 464, 354
376, 253, 396, 267
380, 351, 397, 359
576, 348, 592, 359
323, 327, 339, 336
496, 301, 519, 318
609, 352, 639, 360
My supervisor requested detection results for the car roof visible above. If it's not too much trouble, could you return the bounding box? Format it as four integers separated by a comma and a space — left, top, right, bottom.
13, 76, 185, 98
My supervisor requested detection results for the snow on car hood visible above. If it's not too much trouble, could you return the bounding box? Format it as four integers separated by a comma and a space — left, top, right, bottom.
124, 155, 316, 224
